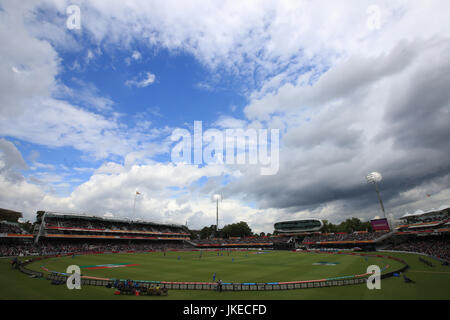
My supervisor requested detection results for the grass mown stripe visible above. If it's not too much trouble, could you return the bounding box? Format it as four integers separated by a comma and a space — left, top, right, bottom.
83, 264, 140, 270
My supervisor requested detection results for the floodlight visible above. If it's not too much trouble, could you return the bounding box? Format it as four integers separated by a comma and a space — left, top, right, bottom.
366, 172, 382, 184
366, 171, 387, 220
212, 194, 222, 235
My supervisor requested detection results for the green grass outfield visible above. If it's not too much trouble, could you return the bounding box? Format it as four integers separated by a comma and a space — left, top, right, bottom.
1, 250, 449, 300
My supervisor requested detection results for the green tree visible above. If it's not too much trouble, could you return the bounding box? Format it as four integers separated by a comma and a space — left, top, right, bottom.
320, 218, 372, 233
321, 220, 337, 233
220, 221, 252, 238
187, 229, 199, 240
336, 218, 372, 233
199, 225, 216, 239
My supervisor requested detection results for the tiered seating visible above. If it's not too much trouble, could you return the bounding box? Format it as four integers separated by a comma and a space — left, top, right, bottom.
0, 221, 34, 256
397, 207, 450, 235
386, 237, 449, 262
0, 240, 193, 257
0, 243, 37, 256
40, 213, 190, 241
302, 231, 389, 244
271, 236, 292, 243
0, 222, 26, 234
1, 211, 196, 256
192, 236, 291, 248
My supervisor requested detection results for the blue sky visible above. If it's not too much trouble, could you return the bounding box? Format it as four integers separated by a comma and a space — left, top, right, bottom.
1, 1, 449, 233
14, 45, 250, 196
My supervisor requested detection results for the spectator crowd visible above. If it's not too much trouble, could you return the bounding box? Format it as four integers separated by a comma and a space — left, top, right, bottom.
193, 236, 291, 246
45, 217, 185, 234
0, 240, 193, 257
386, 237, 450, 262
0, 222, 26, 234
302, 231, 389, 243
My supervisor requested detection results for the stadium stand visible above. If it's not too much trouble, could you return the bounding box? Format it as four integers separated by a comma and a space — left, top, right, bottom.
1, 211, 295, 256
0, 221, 26, 234
0, 208, 23, 223
34, 212, 190, 244
0, 219, 34, 257
302, 230, 389, 244
192, 235, 292, 248
385, 236, 449, 262
0, 211, 194, 257
396, 207, 450, 235
0, 239, 193, 257
2, 208, 448, 261
0, 242, 34, 257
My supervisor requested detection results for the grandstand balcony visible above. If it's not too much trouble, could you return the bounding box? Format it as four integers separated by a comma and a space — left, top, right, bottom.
34, 211, 191, 243
274, 219, 323, 234
44, 225, 190, 236
395, 210, 450, 236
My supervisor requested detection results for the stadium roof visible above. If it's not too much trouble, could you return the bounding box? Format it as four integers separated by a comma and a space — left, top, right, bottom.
0, 208, 22, 223
274, 218, 323, 223
400, 206, 449, 219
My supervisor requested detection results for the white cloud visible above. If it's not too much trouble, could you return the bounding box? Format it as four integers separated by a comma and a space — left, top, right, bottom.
0, 137, 280, 232
1, 137, 449, 232
33, 0, 447, 89
55, 79, 114, 112
1, 1, 449, 232
195, 82, 214, 91
125, 50, 142, 65
0, 2, 165, 161
132, 50, 141, 60
213, 116, 247, 129
125, 72, 156, 88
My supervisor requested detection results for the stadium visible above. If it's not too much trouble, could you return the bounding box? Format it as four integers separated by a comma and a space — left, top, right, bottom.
1, 1, 449, 310
1, 206, 449, 300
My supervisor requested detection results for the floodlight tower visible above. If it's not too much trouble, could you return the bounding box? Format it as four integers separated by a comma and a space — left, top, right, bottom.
366, 172, 386, 218
213, 194, 222, 235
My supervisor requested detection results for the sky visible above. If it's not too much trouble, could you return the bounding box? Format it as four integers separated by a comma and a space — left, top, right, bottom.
0, 0, 449, 233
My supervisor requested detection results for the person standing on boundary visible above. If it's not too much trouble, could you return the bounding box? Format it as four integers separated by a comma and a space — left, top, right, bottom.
217, 279, 223, 292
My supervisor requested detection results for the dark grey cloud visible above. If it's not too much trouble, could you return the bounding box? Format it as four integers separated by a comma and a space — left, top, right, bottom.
225, 38, 450, 221
380, 40, 450, 151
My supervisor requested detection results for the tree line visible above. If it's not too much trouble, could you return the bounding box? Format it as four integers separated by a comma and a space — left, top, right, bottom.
189, 221, 271, 240
320, 217, 372, 233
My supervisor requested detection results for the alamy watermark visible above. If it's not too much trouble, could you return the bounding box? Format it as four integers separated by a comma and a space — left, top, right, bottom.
170, 121, 279, 175
366, 5, 381, 31
66, 5, 81, 30
366, 265, 381, 290
66, 265, 81, 290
